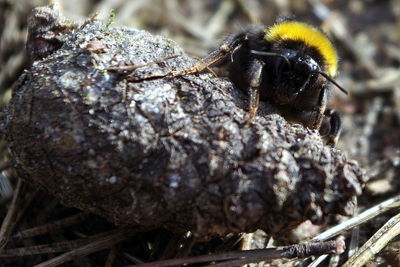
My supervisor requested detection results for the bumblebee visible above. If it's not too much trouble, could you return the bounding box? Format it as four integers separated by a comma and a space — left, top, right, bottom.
176, 20, 348, 146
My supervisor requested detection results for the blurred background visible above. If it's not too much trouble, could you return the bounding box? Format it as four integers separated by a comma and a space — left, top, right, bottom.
0, 0, 399, 266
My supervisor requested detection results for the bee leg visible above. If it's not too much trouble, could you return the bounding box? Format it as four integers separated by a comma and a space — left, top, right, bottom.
247, 59, 264, 122
172, 32, 248, 76
312, 86, 328, 130
324, 108, 342, 147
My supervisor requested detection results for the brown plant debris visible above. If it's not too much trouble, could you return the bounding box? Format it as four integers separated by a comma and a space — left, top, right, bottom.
2, 6, 365, 241
130, 238, 346, 267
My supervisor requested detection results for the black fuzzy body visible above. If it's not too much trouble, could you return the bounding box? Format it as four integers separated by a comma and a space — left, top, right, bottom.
216, 25, 338, 139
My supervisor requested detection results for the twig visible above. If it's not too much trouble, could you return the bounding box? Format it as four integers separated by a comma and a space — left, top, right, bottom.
0, 238, 91, 257
0, 227, 132, 258
0, 179, 23, 249
34, 227, 137, 267
342, 212, 400, 267
304, 236, 345, 267
126, 240, 345, 267
11, 212, 88, 241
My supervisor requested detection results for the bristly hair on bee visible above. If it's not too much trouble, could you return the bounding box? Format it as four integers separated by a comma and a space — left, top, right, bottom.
173, 19, 348, 147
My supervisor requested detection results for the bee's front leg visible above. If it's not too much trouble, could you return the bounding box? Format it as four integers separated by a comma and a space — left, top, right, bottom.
312, 86, 328, 130
247, 59, 264, 121
323, 108, 342, 147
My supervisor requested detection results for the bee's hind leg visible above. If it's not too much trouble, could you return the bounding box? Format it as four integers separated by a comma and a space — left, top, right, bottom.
246, 59, 264, 122
172, 31, 249, 76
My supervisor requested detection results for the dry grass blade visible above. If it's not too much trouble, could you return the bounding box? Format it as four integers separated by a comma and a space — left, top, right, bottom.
313, 194, 400, 242
342, 212, 400, 267
307, 254, 329, 267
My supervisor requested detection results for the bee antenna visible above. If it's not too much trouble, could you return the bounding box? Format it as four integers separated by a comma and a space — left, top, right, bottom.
316, 71, 349, 95
250, 50, 291, 66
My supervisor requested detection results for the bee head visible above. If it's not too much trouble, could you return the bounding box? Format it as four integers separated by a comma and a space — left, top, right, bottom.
251, 48, 347, 104
249, 21, 347, 104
